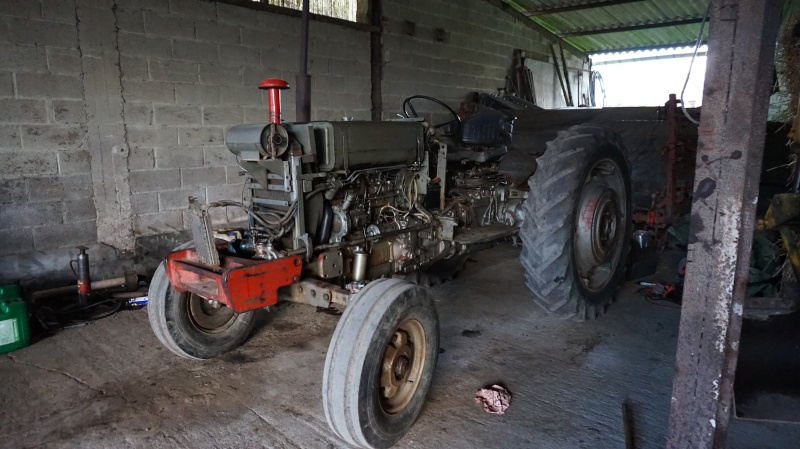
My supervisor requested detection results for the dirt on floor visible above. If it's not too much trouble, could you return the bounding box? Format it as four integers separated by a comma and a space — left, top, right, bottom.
1, 242, 798, 448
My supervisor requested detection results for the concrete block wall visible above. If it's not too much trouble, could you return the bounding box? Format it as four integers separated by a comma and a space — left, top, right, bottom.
115, 0, 371, 237
0, 0, 577, 284
0, 0, 95, 257
381, 0, 587, 117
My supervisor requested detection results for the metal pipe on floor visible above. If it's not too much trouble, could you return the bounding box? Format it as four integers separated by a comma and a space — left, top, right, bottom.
31, 273, 139, 301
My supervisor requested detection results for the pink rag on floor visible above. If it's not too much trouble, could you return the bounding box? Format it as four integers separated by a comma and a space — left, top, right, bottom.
474, 384, 511, 414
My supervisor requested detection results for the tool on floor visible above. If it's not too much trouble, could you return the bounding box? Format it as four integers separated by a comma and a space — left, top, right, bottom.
475, 384, 512, 414
622, 402, 635, 449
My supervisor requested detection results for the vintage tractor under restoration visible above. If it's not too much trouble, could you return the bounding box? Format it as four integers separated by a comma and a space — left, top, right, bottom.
148, 78, 693, 448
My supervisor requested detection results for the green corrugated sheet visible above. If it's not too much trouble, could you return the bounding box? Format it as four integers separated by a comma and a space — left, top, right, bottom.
500, 0, 799, 54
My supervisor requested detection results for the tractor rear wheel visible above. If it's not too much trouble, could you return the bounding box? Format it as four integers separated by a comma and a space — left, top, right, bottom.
147, 242, 256, 359
520, 125, 632, 320
323, 278, 439, 448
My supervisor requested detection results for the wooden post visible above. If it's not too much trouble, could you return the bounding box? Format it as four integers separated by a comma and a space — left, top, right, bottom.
666, 0, 781, 448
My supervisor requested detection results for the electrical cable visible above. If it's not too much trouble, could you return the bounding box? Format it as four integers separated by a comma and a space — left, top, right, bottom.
681, 1, 711, 126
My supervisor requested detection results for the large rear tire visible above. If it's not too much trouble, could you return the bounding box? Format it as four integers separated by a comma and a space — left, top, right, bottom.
323, 279, 439, 448
520, 125, 632, 320
147, 242, 256, 359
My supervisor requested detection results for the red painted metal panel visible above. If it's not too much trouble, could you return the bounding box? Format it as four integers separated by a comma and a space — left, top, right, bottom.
165, 249, 302, 313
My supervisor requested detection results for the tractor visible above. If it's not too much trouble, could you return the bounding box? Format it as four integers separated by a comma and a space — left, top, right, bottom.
147, 78, 693, 448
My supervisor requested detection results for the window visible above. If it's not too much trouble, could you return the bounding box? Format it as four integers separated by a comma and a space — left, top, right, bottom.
249, 0, 367, 23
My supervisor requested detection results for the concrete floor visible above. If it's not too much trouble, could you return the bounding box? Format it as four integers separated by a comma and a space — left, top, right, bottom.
2, 242, 798, 448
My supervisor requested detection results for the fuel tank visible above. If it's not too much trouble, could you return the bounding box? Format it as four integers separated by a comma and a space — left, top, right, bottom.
226, 120, 425, 172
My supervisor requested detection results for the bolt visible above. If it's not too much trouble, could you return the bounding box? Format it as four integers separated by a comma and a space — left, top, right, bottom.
311, 290, 317, 297
324, 293, 330, 301
293, 275, 300, 283
294, 258, 301, 266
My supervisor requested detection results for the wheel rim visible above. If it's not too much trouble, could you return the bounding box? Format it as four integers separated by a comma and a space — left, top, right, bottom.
186, 294, 237, 333
379, 319, 427, 414
573, 158, 627, 293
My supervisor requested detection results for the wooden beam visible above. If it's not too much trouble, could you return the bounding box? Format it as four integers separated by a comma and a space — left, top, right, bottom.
484, 0, 588, 59
559, 17, 705, 37
666, 0, 781, 448
522, 0, 644, 17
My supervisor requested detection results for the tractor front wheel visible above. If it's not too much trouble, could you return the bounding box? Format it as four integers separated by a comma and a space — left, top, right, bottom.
323, 278, 439, 448
147, 243, 256, 359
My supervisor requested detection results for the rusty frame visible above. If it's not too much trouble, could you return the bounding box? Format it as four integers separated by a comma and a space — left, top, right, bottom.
165, 249, 303, 314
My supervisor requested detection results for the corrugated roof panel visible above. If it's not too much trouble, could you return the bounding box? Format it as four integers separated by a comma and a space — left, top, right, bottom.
501, 0, 710, 53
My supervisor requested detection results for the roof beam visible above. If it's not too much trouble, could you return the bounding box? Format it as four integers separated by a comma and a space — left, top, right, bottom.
589, 41, 708, 54
485, 0, 588, 59
559, 17, 706, 37
522, 0, 645, 17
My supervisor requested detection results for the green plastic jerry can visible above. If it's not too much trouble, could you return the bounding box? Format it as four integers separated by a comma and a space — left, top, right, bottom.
0, 284, 30, 354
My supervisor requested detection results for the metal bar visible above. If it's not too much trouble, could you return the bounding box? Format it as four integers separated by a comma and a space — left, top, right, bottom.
370, 0, 383, 121
560, 17, 705, 37
549, 44, 570, 107
523, 0, 644, 16
483, 0, 588, 60
590, 41, 708, 55
666, 1, 781, 448
296, 0, 311, 123
559, 43, 574, 106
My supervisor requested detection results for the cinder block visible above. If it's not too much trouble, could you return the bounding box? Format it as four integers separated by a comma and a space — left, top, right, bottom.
130, 192, 159, 214
168, 0, 216, 21
16, 73, 83, 100
175, 84, 220, 105
8, 18, 78, 48
202, 106, 243, 126
243, 106, 268, 124
181, 166, 226, 188
158, 187, 205, 210
216, 2, 260, 29
196, 21, 240, 45
225, 165, 245, 184
64, 197, 97, 222
0, 150, 58, 176
117, 0, 168, 13
149, 60, 199, 84
173, 40, 219, 65
119, 56, 149, 80
26, 173, 92, 201
219, 45, 261, 67
0, 19, 8, 43
0, 125, 20, 148
124, 102, 153, 126
115, 8, 145, 33
52, 100, 86, 124
127, 147, 154, 170
220, 85, 263, 106
241, 28, 284, 49
133, 210, 183, 235
0, 201, 61, 230
2, 0, 44, 18
118, 32, 172, 59
129, 168, 181, 193
0, 228, 34, 256
199, 64, 243, 87
203, 145, 235, 167
57, 150, 91, 174
33, 220, 97, 250
144, 11, 194, 38
0, 178, 26, 204
0, 67, 17, 96
41, 0, 76, 24
177, 126, 224, 145
46, 48, 82, 75
121, 80, 175, 103
153, 105, 201, 126
126, 126, 178, 148
0, 44, 48, 72
206, 182, 243, 202
20, 125, 87, 150
154, 146, 204, 168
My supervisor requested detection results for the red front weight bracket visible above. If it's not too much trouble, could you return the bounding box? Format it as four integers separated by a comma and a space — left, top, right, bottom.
165, 249, 302, 313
